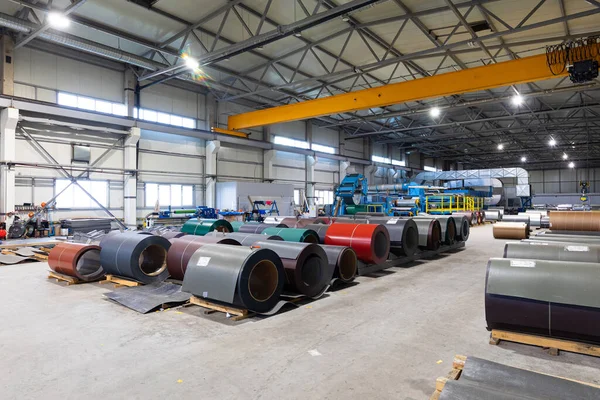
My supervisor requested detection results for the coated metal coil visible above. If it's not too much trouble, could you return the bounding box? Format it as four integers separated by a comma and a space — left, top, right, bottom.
525, 209, 548, 217
412, 219, 442, 250
261, 227, 319, 243
485, 257, 600, 344
540, 216, 550, 228
455, 215, 470, 242
319, 244, 357, 283
263, 216, 298, 225
477, 211, 484, 225
519, 212, 541, 227
366, 217, 419, 256
229, 221, 245, 232
484, 210, 500, 222
527, 234, 600, 244
160, 231, 187, 240
325, 223, 390, 264
251, 241, 333, 297
452, 211, 475, 226
238, 222, 286, 234
504, 242, 600, 263
99, 232, 171, 284
303, 224, 331, 243
415, 216, 456, 245
502, 215, 530, 225
166, 235, 241, 280
545, 230, 600, 236
207, 232, 283, 246
492, 222, 529, 239
182, 244, 285, 313
48, 242, 104, 282
181, 218, 233, 236
549, 211, 600, 231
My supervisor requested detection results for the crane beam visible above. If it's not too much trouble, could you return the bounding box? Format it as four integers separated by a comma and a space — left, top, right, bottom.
227, 47, 600, 131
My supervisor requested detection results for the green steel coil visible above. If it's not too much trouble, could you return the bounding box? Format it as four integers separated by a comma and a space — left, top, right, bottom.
345, 205, 366, 215
262, 227, 319, 243
230, 221, 245, 232
181, 218, 233, 236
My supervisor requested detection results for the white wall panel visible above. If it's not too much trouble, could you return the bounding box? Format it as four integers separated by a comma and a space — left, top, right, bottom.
313, 125, 339, 148
14, 83, 35, 100
272, 121, 306, 140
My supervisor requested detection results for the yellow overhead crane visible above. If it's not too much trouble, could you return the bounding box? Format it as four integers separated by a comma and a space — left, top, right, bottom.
227, 37, 600, 132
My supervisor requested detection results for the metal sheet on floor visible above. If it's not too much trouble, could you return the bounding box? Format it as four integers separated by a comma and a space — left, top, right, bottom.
104, 282, 191, 314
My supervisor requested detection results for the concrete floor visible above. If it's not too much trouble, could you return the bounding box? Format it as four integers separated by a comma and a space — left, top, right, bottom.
1, 224, 599, 399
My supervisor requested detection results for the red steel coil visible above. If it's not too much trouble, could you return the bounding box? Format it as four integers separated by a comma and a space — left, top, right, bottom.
166, 235, 241, 280
324, 223, 390, 265
48, 242, 104, 282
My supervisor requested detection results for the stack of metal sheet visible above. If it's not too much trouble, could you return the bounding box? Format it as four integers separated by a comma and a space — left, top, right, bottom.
60, 218, 112, 234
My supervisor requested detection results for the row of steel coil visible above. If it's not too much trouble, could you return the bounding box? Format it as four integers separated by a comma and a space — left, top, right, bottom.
48, 214, 470, 314
486, 210, 600, 344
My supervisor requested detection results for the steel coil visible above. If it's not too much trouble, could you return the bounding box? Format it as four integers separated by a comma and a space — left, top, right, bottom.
320, 244, 357, 283
452, 211, 475, 226
484, 210, 500, 222
549, 211, 600, 231
527, 234, 600, 244
181, 218, 233, 236
502, 215, 530, 225
545, 230, 600, 236
412, 219, 442, 250
99, 232, 171, 284
365, 217, 419, 256
325, 223, 390, 264
160, 231, 186, 240
263, 216, 298, 225
303, 224, 331, 243
519, 212, 541, 227
166, 235, 241, 280
504, 242, 600, 263
485, 257, 600, 344
48, 242, 104, 282
251, 241, 332, 297
229, 221, 245, 232
493, 222, 529, 239
455, 215, 470, 242
261, 227, 319, 243
415, 216, 456, 245
182, 244, 285, 313
238, 222, 285, 234
207, 232, 283, 246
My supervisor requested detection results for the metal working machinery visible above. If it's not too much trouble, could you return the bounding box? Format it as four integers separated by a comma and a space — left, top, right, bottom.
146, 206, 217, 227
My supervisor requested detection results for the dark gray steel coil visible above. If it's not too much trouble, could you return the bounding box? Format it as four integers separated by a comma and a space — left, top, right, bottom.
412, 218, 442, 250
365, 217, 419, 256
484, 210, 500, 221
238, 222, 286, 234
416, 216, 457, 245
303, 224, 331, 243
455, 215, 470, 242
206, 232, 283, 246
504, 242, 600, 263
320, 244, 357, 283
182, 244, 285, 313
502, 215, 530, 225
99, 232, 171, 284
485, 257, 600, 344
251, 241, 333, 297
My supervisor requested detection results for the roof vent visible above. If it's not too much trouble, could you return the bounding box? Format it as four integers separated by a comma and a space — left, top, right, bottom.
468, 21, 491, 33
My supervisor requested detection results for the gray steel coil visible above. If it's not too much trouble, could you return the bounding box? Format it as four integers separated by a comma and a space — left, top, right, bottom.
182, 244, 285, 313
303, 224, 331, 243
484, 210, 500, 221
502, 215, 530, 225
486, 257, 600, 343
206, 232, 283, 246
504, 241, 600, 263
415, 215, 457, 245
99, 231, 170, 284
251, 241, 333, 297
412, 219, 442, 250
238, 222, 286, 234
365, 217, 419, 256
319, 244, 357, 283
455, 215, 470, 242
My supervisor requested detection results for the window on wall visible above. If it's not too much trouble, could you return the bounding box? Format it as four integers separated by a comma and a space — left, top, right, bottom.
55, 179, 108, 209
372, 155, 391, 164
391, 159, 405, 167
314, 189, 334, 205
273, 135, 309, 149
311, 143, 335, 154
145, 183, 194, 208
136, 108, 196, 129
424, 166, 438, 172
294, 189, 302, 206
57, 92, 127, 116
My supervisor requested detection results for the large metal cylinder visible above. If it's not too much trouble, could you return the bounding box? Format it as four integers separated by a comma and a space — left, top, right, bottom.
48, 242, 104, 282
485, 257, 600, 343
501, 215, 530, 225
455, 215, 470, 242
366, 217, 419, 257
207, 232, 283, 246
181, 218, 233, 236
261, 227, 320, 243
504, 242, 600, 263
527, 234, 600, 244
484, 210, 500, 222
238, 222, 285, 234
325, 223, 390, 264
549, 211, 600, 231
415, 215, 456, 245
411, 219, 442, 250
493, 222, 529, 239
319, 244, 357, 283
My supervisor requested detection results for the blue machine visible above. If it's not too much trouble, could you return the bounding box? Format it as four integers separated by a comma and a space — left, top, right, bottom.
158, 206, 217, 219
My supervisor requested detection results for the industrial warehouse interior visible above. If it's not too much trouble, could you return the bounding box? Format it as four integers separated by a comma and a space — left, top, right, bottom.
1, 0, 600, 398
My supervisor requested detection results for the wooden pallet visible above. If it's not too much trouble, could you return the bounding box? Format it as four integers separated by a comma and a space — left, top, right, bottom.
99, 274, 142, 288
47, 270, 82, 285
430, 355, 466, 400
490, 329, 600, 357
188, 295, 249, 321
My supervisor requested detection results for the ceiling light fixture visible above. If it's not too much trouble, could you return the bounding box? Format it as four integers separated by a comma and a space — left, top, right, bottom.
511, 94, 524, 106
430, 107, 441, 118
341, 15, 350, 22
562, 153, 568, 160
549, 138, 556, 146
569, 161, 575, 168
47, 12, 70, 29
184, 57, 200, 70
521, 156, 527, 162
294, 32, 302, 37
497, 144, 504, 150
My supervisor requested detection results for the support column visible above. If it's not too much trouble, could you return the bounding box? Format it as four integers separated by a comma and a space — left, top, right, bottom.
123, 127, 140, 228
124, 68, 136, 117
206, 93, 218, 131
263, 126, 274, 182
0, 107, 18, 224
205, 140, 220, 208
0, 36, 14, 96
306, 155, 316, 210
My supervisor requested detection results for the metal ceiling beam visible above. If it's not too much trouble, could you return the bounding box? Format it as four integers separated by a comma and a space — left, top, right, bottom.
14, 0, 87, 49
227, 45, 600, 130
